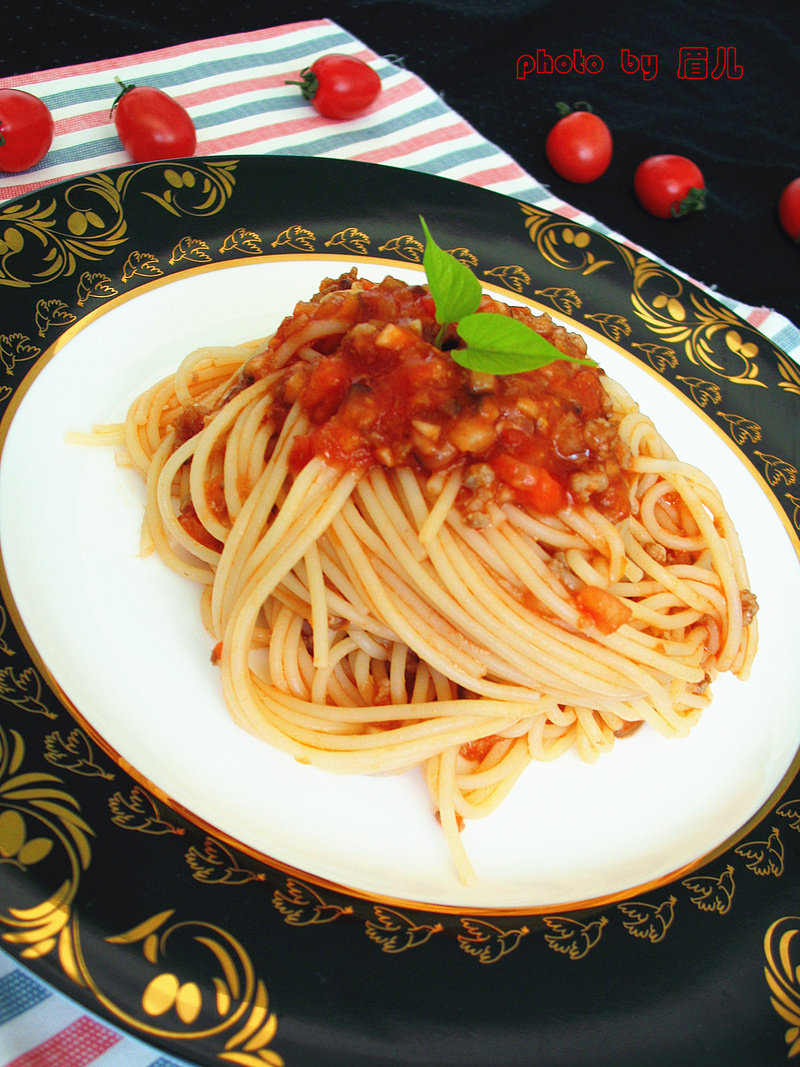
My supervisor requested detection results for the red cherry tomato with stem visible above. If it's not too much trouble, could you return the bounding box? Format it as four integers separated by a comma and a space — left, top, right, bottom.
778, 177, 800, 243
0, 88, 54, 173
633, 154, 706, 219
287, 54, 381, 120
112, 77, 197, 163
545, 104, 613, 183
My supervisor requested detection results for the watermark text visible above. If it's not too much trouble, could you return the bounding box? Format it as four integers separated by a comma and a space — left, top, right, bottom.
516, 45, 742, 81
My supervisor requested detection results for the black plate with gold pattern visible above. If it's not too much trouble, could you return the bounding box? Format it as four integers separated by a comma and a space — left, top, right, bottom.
1, 155, 799, 1066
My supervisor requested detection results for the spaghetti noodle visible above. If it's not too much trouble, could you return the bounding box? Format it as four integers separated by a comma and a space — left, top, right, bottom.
112, 270, 758, 884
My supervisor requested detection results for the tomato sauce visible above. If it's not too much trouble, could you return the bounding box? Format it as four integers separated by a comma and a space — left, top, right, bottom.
252, 273, 631, 523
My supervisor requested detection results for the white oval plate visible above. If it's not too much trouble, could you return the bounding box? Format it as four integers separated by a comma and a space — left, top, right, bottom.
2, 255, 797, 910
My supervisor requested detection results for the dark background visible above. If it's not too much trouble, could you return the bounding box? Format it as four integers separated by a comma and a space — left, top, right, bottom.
3, 0, 798, 329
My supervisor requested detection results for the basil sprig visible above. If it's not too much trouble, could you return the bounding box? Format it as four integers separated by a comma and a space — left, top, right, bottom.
420, 216, 593, 374
420, 217, 482, 347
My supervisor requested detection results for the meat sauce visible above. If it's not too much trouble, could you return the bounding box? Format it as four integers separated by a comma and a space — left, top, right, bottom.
256, 272, 631, 524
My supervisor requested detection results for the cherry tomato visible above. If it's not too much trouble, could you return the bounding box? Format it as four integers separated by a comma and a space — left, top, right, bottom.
633, 154, 706, 218
778, 177, 800, 242
0, 88, 54, 173
289, 54, 381, 120
112, 78, 196, 163
544, 108, 613, 183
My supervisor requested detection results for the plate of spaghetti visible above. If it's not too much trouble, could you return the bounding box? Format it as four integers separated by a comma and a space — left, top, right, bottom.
0, 156, 799, 1066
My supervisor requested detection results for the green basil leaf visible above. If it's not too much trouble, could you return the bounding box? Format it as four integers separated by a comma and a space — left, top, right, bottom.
420, 218, 594, 375
420, 216, 481, 329
453, 312, 594, 374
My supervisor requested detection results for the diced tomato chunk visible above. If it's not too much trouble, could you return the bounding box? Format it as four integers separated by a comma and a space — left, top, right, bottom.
205, 475, 228, 521
178, 504, 223, 552
576, 585, 632, 634
567, 367, 605, 418
594, 483, 630, 524
460, 734, 503, 762
492, 453, 568, 514
299, 357, 351, 423
288, 433, 315, 473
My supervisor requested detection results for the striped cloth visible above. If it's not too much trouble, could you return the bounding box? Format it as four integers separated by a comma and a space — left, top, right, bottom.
0, 18, 798, 1066
0, 952, 192, 1066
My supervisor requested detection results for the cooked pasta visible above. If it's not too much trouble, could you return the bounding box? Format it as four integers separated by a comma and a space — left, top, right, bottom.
109, 270, 758, 884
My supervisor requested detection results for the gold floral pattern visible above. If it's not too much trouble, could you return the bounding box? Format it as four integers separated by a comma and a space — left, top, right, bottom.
717, 412, 762, 445
87, 910, 284, 1066
520, 203, 634, 276
682, 866, 735, 914
377, 234, 423, 261
0, 722, 283, 1063
271, 225, 315, 253
776, 350, 800, 396
76, 271, 118, 306
533, 286, 582, 316
734, 827, 784, 877
457, 918, 530, 963
753, 453, 798, 490
675, 375, 723, 408
220, 228, 263, 257
34, 298, 77, 336
324, 227, 370, 255
617, 895, 676, 943
0, 665, 55, 719
786, 495, 800, 534
515, 203, 797, 446
169, 237, 212, 267
630, 260, 767, 388
0, 162, 237, 290
542, 915, 607, 959
776, 799, 800, 831
0, 333, 40, 377
584, 311, 632, 342
0, 185, 125, 289
121, 250, 163, 282
446, 246, 478, 268
271, 877, 353, 926
632, 342, 679, 373
764, 916, 800, 1058
108, 785, 185, 837
130, 162, 237, 217
365, 907, 443, 953
0, 726, 92, 960
483, 264, 530, 293
0, 809, 53, 871
185, 836, 265, 886
43, 729, 115, 780
0, 604, 13, 656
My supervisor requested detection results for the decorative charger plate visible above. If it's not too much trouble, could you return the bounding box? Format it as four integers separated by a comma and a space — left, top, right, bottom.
0, 155, 799, 1066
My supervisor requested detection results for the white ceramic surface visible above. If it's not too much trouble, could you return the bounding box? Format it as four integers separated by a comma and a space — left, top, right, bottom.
1, 256, 796, 909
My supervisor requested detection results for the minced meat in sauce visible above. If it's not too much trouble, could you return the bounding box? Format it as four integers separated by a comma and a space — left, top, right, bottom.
242, 272, 631, 522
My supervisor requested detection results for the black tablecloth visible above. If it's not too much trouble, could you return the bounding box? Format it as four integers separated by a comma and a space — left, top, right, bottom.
2, 0, 798, 327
